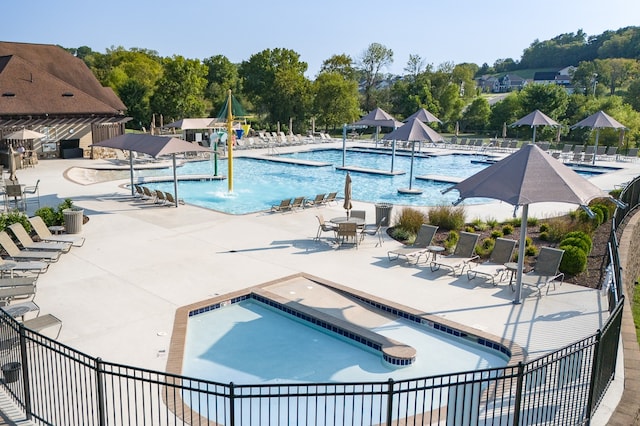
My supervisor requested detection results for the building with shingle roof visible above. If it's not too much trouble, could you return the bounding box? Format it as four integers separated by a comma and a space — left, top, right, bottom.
0, 41, 129, 161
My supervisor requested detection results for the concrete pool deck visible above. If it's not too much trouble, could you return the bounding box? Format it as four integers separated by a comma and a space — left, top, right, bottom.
3, 141, 639, 424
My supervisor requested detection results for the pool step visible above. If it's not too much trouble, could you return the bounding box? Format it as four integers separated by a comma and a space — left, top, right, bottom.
415, 174, 464, 184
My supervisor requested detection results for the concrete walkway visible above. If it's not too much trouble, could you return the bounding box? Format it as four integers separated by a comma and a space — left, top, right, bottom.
3, 143, 639, 424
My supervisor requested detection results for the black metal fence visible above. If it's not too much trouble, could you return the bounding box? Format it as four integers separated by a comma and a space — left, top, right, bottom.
0, 178, 637, 425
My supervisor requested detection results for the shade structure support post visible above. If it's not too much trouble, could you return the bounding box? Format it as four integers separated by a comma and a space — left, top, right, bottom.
172, 154, 178, 207
513, 204, 528, 304
129, 150, 134, 196
409, 142, 415, 189
342, 124, 347, 167
532, 126, 537, 144
375, 126, 379, 148
592, 129, 600, 165
391, 140, 396, 173
227, 89, 234, 193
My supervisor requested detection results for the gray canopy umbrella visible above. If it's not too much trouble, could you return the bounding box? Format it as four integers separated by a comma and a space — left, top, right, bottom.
570, 110, 627, 165
510, 110, 559, 144
384, 118, 445, 193
443, 144, 614, 303
92, 134, 210, 207
405, 108, 442, 124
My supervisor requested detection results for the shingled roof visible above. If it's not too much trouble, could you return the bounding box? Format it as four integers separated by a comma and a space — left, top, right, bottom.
0, 41, 126, 116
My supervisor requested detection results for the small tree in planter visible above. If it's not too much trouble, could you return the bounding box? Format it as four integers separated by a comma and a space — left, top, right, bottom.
34, 199, 76, 227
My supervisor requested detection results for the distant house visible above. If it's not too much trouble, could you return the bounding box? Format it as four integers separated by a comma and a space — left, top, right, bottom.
476, 74, 527, 93
0, 41, 129, 162
533, 67, 575, 89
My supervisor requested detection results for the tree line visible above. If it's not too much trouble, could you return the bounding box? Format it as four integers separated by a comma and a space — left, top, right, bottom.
63, 26, 640, 147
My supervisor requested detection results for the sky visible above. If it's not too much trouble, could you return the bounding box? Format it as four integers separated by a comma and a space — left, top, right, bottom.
3, 0, 639, 78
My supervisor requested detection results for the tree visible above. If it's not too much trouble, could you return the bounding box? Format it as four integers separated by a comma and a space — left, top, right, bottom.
519, 83, 569, 119
312, 72, 360, 131
404, 54, 428, 82
357, 43, 393, 111
595, 58, 640, 95
203, 55, 240, 114
319, 54, 356, 81
239, 48, 311, 132
461, 98, 490, 132
489, 93, 522, 135
149, 55, 208, 123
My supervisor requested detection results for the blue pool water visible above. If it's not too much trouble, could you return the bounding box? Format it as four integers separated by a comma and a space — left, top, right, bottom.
181, 300, 507, 423
135, 149, 606, 214
183, 300, 507, 384
141, 150, 491, 214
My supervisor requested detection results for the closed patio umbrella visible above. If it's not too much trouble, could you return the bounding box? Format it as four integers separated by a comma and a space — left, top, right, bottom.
343, 172, 352, 218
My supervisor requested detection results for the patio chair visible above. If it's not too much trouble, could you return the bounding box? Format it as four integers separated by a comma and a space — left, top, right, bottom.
350, 210, 366, 228
336, 222, 358, 248
155, 190, 169, 205
22, 313, 63, 339
28, 216, 85, 247
430, 231, 480, 276
291, 196, 306, 210
387, 224, 438, 263
271, 198, 292, 213
142, 186, 157, 202
604, 146, 617, 160
315, 214, 337, 241
164, 191, 184, 206
304, 194, 326, 208
359, 216, 385, 247
322, 192, 338, 206
23, 179, 40, 209
466, 238, 517, 285
0, 231, 61, 262
8, 223, 71, 253
520, 247, 565, 297
0, 255, 49, 276
4, 184, 25, 211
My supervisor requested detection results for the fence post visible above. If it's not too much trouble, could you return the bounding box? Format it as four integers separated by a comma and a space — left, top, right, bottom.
18, 325, 32, 421
512, 362, 525, 426
585, 329, 603, 421
95, 357, 106, 426
386, 378, 394, 426
229, 382, 235, 426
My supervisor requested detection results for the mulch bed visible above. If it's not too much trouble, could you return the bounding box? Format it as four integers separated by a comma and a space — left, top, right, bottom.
389, 219, 612, 290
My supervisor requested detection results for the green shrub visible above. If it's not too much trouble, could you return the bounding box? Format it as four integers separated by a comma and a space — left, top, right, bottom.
475, 237, 495, 258
539, 231, 550, 241
444, 230, 459, 252
394, 207, 427, 235
560, 237, 591, 255
502, 224, 514, 235
559, 245, 587, 275
428, 205, 466, 231
544, 216, 578, 242
563, 231, 592, 253
525, 236, 533, 247
485, 217, 499, 229
470, 218, 487, 231
539, 223, 549, 232
525, 244, 538, 257
34, 198, 76, 227
490, 230, 503, 239
391, 227, 413, 243
578, 206, 603, 228
465, 225, 475, 233
503, 217, 521, 227
609, 188, 622, 199
590, 204, 609, 223
0, 211, 31, 232
527, 217, 539, 226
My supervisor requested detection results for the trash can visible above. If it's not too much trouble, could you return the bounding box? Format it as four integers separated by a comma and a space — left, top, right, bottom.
62, 207, 84, 234
375, 203, 393, 227
2, 362, 21, 384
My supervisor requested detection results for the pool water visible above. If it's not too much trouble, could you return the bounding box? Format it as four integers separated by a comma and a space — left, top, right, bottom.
141, 150, 491, 214
183, 300, 507, 385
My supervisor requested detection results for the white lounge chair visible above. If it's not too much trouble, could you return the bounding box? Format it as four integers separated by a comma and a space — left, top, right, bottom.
8, 223, 71, 253
0, 231, 61, 262
430, 232, 480, 276
466, 238, 517, 285
387, 224, 438, 263
521, 247, 565, 297
28, 216, 85, 247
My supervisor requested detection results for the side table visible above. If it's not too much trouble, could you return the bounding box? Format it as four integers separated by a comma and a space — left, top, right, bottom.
48, 226, 65, 235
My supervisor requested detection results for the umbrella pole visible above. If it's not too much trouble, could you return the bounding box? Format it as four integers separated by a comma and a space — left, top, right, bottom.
342, 124, 346, 167
513, 204, 528, 304
409, 142, 415, 189
532, 126, 537, 144
593, 129, 600, 165
391, 140, 396, 173
129, 150, 135, 196
172, 154, 179, 208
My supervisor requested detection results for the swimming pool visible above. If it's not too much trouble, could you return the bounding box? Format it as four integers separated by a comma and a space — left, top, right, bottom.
176, 277, 512, 423
130, 148, 609, 214
140, 150, 492, 214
